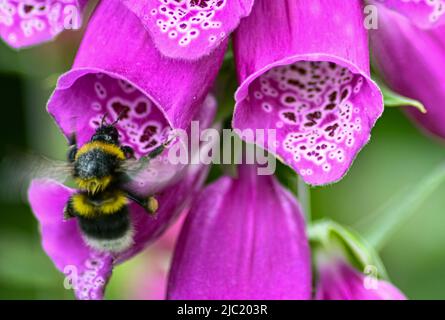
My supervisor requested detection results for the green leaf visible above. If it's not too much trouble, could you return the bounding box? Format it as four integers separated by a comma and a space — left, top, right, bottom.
382, 86, 426, 113
309, 219, 388, 279
357, 162, 445, 250
373, 75, 426, 113
298, 176, 312, 222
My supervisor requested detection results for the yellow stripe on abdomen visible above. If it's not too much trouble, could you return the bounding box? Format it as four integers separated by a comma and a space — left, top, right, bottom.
71, 191, 128, 218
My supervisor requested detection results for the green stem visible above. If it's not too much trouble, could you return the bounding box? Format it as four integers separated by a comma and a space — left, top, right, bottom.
359, 162, 445, 250
298, 176, 311, 222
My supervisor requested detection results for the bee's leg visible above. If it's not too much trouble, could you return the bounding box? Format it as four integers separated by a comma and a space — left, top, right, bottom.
147, 144, 165, 159
67, 134, 78, 163
63, 197, 76, 221
121, 145, 135, 159
125, 192, 158, 215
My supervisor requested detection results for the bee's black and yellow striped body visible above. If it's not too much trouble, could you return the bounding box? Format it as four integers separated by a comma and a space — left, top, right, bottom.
64, 123, 160, 253
66, 190, 134, 252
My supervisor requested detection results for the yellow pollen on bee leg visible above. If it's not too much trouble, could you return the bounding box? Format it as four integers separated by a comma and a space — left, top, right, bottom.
147, 196, 159, 214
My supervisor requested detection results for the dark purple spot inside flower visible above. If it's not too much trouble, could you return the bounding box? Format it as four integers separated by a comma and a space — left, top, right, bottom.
285, 96, 296, 104
288, 79, 305, 89
190, 0, 209, 8
329, 91, 338, 102
283, 112, 297, 123
325, 103, 337, 110
306, 111, 322, 121
325, 123, 339, 137
24, 5, 34, 13
341, 89, 349, 101
111, 102, 130, 120
140, 125, 158, 143
135, 102, 147, 115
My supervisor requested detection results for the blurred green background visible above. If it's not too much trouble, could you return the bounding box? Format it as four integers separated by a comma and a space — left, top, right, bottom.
1, 26, 445, 299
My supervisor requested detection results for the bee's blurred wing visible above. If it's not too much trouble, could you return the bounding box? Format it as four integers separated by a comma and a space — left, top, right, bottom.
0, 153, 71, 201
122, 156, 188, 197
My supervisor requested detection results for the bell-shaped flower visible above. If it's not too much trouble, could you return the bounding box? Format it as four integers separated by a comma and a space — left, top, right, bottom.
232, 0, 383, 186
167, 164, 311, 299
47, 0, 226, 148
120, 0, 254, 60
0, 0, 88, 49
316, 257, 406, 300
372, 0, 445, 29
126, 213, 185, 300
28, 94, 217, 300
370, 2, 445, 140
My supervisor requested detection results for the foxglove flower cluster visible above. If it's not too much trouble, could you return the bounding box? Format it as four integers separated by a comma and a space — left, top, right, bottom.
1, 0, 432, 300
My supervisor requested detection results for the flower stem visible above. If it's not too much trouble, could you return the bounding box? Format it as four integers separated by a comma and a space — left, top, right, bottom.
358, 161, 445, 250
298, 176, 311, 222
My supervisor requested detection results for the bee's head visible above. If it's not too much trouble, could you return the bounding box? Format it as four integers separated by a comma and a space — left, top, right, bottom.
91, 113, 121, 144
91, 124, 119, 144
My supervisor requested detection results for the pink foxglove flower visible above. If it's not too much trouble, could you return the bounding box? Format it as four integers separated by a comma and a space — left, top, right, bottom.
47, 0, 226, 146
233, 0, 383, 186
120, 0, 254, 60
0, 0, 89, 48
167, 164, 311, 299
316, 257, 406, 300
370, 2, 445, 140
28, 95, 217, 300
374, 0, 445, 29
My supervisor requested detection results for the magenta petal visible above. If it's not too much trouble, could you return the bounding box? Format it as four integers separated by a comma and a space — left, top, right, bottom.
28, 179, 113, 300
316, 259, 406, 300
47, 0, 226, 153
29, 95, 216, 300
120, 0, 254, 60
167, 165, 311, 300
233, 0, 383, 186
371, 4, 445, 140
374, 0, 445, 29
28, 163, 208, 300
0, 0, 88, 49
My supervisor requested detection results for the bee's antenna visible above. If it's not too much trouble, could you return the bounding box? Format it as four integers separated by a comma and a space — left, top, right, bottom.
112, 110, 126, 126
100, 113, 109, 127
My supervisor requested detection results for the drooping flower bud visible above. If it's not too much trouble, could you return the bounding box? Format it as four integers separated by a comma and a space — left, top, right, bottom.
310, 220, 407, 300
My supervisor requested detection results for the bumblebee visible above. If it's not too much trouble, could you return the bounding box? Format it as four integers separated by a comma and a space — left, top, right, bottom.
60, 116, 166, 253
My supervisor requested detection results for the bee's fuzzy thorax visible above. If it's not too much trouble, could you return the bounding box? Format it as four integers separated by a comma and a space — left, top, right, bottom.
75, 141, 125, 161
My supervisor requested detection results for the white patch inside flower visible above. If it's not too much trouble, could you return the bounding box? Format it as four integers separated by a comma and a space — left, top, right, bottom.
250, 61, 367, 174
153, 0, 226, 47
0, 0, 80, 41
